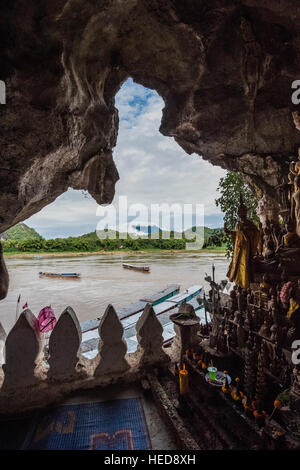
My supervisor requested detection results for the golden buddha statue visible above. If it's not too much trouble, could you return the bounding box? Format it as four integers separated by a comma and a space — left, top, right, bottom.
295, 148, 300, 175
289, 148, 300, 193
292, 175, 300, 239
259, 273, 272, 293
276, 218, 300, 251
288, 162, 296, 185
225, 197, 260, 289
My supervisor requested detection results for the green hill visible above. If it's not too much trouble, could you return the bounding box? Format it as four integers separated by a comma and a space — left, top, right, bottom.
1, 223, 42, 241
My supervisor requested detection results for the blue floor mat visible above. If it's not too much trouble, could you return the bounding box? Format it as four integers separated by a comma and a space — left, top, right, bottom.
0, 398, 152, 450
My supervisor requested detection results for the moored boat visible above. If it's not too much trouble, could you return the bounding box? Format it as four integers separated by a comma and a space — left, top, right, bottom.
39, 272, 81, 279
122, 263, 150, 272
80, 284, 204, 358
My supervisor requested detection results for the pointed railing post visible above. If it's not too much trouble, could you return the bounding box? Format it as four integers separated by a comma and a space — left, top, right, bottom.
95, 304, 129, 376
136, 303, 170, 367
2, 310, 41, 392
48, 307, 85, 381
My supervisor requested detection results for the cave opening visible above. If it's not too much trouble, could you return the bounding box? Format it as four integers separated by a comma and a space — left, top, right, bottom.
0, 78, 227, 334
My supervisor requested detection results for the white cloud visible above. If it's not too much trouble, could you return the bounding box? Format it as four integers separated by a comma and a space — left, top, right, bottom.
25, 79, 226, 238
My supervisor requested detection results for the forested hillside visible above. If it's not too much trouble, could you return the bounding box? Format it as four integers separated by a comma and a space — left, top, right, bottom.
0, 223, 42, 241
2, 226, 224, 253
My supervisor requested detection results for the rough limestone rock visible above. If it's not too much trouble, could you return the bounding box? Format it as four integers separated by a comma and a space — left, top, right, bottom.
1, 0, 300, 230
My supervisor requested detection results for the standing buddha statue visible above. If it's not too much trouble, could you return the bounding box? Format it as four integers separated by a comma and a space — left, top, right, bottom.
290, 148, 300, 187
226, 197, 260, 289
291, 175, 300, 239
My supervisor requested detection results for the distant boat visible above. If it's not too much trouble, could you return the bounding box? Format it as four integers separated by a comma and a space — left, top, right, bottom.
122, 264, 150, 273
39, 272, 81, 279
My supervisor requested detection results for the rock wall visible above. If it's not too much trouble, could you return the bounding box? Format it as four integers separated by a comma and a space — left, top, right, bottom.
1, 0, 300, 231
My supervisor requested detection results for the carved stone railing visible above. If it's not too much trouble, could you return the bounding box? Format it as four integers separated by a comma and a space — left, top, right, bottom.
0, 302, 176, 415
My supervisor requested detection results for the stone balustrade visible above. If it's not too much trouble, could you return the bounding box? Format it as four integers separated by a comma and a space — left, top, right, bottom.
0, 302, 177, 415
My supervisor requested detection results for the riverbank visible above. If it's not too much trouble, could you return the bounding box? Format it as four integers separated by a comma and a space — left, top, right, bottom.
4, 247, 226, 259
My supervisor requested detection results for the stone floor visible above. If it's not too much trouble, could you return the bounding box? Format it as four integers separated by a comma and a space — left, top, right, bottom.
0, 382, 177, 450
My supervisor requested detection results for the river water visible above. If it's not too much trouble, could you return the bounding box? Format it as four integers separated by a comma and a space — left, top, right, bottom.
0, 252, 229, 333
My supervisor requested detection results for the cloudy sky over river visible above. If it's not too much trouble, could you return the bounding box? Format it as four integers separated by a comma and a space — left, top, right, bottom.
25, 79, 225, 239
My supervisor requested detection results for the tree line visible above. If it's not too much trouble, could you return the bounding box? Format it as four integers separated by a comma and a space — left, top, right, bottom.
2, 228, 225, 253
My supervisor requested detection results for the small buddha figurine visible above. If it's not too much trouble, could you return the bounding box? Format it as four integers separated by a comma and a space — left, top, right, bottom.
260, 273, 272, 294
265, 241, 276, 260
237, 316, 245, 349
217, 324, 227, 353
228, 322, 237, 348
279, 355, 291, 389
271, 304, 280, 326
268, 294, 279, 319
244, 310, 253, 330
257, 222, 264, 257
247, 288, 254, 307
276, 283, 282, 307
263, 219, 274, 251
289, 148, 300, 185
248, 331, 254, 346
270, 324, 278, 343
266, 309, 273, 329
291, 175, 300, 238
237, 286, 246, 312
259, 320, 270, 338
251, 308, 258, 331
288, 161, 296, 188
276, 218, 300, 252
234, 310, 242, 324
258, 305, 266, 327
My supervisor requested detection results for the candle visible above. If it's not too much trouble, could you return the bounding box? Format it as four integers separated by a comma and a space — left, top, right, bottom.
179, 364, 189, 395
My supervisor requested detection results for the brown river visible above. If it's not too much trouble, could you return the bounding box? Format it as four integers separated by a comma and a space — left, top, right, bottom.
0, 252, 229, 333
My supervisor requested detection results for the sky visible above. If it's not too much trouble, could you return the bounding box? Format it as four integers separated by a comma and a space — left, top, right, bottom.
25, 79, 226, 239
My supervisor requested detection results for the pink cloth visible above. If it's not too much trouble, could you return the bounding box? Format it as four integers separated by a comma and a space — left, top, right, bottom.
38, 306, 56, 332
280, 281, 292, 308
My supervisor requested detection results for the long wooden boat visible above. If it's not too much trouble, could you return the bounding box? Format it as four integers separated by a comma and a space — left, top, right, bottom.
80, 284, 180, 334
122, 263, 150, 272
39, 272, 81, 279
80, 285, 204, 358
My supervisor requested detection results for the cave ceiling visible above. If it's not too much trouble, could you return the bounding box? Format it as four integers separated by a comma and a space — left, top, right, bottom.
1, 0, 300, 231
